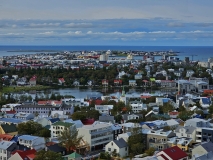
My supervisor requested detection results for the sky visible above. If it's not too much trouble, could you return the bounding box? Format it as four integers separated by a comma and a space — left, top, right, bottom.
0, 0, 213, 46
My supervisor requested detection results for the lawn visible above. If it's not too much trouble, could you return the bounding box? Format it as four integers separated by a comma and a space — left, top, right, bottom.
2, 85, 52, 93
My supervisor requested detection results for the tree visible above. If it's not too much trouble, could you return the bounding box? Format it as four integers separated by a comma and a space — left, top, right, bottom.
39, 128, 51, 138
209, 105, 213, 118
34, 150, 63, 160
145, 147, 155, 156
58, 126, 83, 154
99, 152, 111, 160
128, 127, 145, 156
71, 112, 86, 120
178, 111, 193, 121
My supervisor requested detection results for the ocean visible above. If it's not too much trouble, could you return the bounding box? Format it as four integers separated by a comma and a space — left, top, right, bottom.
0, 46, 212, 61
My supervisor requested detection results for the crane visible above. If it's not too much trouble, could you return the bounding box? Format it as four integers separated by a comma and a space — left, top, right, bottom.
190, 54, 197, 61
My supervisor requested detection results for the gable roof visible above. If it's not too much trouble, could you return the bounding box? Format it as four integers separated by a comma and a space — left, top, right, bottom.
52, 121, 73, 127
161, 146, 188, 160
1, 123, 17, 133
113, 138, 128, 148
67, 152, 82, 158
47, 143, 66, 153
49, 118, 60, 123
0, 140, 16, 150
12, 149, 36, 160
0, 134, 14, 141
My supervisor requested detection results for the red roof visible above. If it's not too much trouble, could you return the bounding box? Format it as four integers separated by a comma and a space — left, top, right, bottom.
114, 79, 122, 83
169, 111, 179, 115
38, 100, 52, 105
81, 118, 95, 125
58, 78, 65, 83
30, 77, 36, 81
157, 154, 169, 160
102, 79, 108, 83
160, 146, 188, 160
0, 134, 14, 141
88, 99, 103, 105
5, 110, 16, 114
141, 95, 151, 99
12, 149, 36, 160
143, 80, 149, 82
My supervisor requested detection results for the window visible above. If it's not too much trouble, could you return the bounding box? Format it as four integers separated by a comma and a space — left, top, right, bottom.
114, 149, 117, 152
111, 142, 113, 146
108, 148, 111, 151
125, 147, 127, 151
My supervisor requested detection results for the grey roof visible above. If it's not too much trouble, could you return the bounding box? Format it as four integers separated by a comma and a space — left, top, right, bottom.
113, 138, 128, 148
122, 113, 143, 120
175, 126, 196, 134
201, 142, 213, 153
0, 141, 15, 150
99, 115, 114, 121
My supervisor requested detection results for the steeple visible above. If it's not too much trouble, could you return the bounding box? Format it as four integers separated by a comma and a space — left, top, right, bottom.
121, 86, 125, 97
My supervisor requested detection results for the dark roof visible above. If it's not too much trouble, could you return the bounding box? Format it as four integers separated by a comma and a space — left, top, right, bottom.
7, 143, 17, 152
1, 123, 17, 133
47, 144, 66, 153
201, 142, 213, 152
49, 118, 60, 123
113, 138, 128, 148
99, 116, 114, 121
162, 146, 188, 160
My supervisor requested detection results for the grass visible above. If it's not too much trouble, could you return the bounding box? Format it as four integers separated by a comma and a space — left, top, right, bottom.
2, 85, 52, 93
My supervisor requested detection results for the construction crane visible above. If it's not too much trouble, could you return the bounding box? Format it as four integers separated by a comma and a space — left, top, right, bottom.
190, 54, 197, 61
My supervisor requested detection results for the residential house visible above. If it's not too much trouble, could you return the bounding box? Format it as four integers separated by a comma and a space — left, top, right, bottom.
46, 143, 66, 156
29, 77, 36, 86
178, 80, 195, 94
160, 80, 176, 88
174, 71, 182, 77
185, 118, 211, 128
99, 115, 115, 123
18, 135, 45, 151
0, 118, 24, 126
63, 152, 82, 160
114, 79, 122, 86
8, 149, 36, 160
147, 129, 176, 150
199, 97, 211, 108
129, 101, 147, 113
95, 105, 113, 115
186, 70, 195, 77
0, 134, 14, 141
78, 121, 113, 151
169, 110, 179, 119
14, 112, 35, 120
156, 146, 188, 160
87, 80, 93, 86
36, 117, 60, 127
134, 73, 142, 80
0, 124, 17, 136
63, 119, 83, 128
105, 138, 128, 158
0, 141, 17, 160
16, 77, 27, 86
168, 137, 193, 152
50, 121, 74, 138
189, 77, 209, 92
174, 126, 196, 142
121, 122, 141, 133
102, 79, 108, 87
192, 142, 213, 158
121, 113, 143, 123
58, 78, 65, 84
129, 80, 137, 86
73, 80, 80, 86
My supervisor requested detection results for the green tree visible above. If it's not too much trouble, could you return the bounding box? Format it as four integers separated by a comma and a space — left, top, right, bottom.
145, 147, 155, 156
39, 128, 51, 138
209, 105, 213, 118
99, 152, 111, 160
58, 126, 83, 154
71, 112, 86, 120
34, 150, 63, 160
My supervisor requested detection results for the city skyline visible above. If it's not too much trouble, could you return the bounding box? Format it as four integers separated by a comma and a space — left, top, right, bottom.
0, 0, 213, 46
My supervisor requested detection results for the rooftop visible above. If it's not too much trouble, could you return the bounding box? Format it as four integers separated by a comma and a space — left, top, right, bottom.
52, 121, 73, 127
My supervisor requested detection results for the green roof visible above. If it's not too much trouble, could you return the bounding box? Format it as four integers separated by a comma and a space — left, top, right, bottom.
1, 123, 17, 133
52, 121, 73, 127
67, 152, 82, 158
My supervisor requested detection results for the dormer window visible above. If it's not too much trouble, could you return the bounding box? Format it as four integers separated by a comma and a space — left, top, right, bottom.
111, 142, 113, 146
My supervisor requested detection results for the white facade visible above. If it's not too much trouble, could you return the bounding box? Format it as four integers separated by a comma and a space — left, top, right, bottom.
130, 103, 147, 113
0, 141, 16, 160
95, 105, 113, 114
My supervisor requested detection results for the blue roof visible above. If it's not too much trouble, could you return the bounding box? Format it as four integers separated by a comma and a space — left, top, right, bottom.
0, 118, 24, 124
139, 122, 155, 127
162, 98, 169, 103
202, 98, 210, 104
49, 118, 60, 123
10, 135, 20, 142
18, 135, 39, 141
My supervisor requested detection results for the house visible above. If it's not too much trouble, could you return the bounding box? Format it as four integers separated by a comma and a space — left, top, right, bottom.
0, 124, 17, 136
156, 146, 188, 160
199, 97, 211, 108
185, 118, 211, 128
78, 121, 113, 151
178, 80, 195, 94
114, 79, 122, 86
0, 118, 24, 125
121, 122, 141, 133
192, 142, 213, 158
73, 80, 80, 86
160, 80, 176, 88
174, 126, 196, 141
99, 115, 115, 123
16, 77, 27, 86
134, 73, 142, 80
105, 138, 128, 158
167, 137, 193, 152
169, 110, 179, 118
18, 135, 46, 151
50, 121, 74, 138
14, 112, 35, 120
0, 134, 14, 141
111, 124, 122, 140
95, 105, 113, 115
0, 141, 17, 160
46, 143, 66, 156
147, 129, 176, 150
102, 79, 108, 87
63, 119, 83, 128
36, 117, 60, 127
129, 101, 147, 113
87, 80, 93, 86
121, 113, 143, 123
58, 78, 65, 84
186, 70, 195, 77
174, 71, 182, 77
129, 80, 137, 86
8, 149, 36, 160
29, 77, 36, 86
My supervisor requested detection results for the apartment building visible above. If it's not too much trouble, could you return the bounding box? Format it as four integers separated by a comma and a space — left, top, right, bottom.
78, 121, 113, 151
50, 121, 74, 138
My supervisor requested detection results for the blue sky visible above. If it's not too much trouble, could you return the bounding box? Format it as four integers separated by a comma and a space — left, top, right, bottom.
0, 0, 213, 46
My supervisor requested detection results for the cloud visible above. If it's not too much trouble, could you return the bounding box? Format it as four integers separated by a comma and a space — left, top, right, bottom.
38, 31, 54, 35
167, 22, 184, 27
25, 23, 60, 28
64, 23, 93, 28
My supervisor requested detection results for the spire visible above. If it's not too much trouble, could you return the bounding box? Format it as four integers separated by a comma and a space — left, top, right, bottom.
122, 86, 125, 97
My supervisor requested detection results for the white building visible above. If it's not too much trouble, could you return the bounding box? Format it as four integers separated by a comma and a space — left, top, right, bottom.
95, 105, 113, 115
78, 121, 113, 151
0, 141, 17, 160
50, 121, 74, 138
